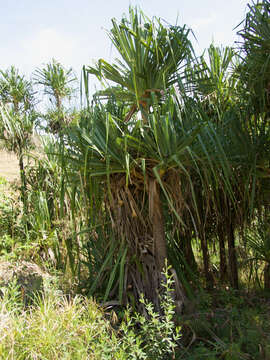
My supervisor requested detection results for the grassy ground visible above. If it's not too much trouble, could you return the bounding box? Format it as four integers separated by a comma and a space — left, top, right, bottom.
0, 266, 179, 360
0, 274, 270, 359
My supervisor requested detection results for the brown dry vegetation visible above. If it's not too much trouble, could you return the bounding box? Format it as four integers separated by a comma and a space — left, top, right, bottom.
0, 150, 19, 182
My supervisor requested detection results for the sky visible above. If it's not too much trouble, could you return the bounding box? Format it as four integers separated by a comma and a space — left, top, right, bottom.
0, 0, 250, 96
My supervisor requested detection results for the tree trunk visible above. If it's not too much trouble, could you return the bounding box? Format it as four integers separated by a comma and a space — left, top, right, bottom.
148, 178, 185, 312
110, 177, 186, 313
200, 233, 214, 288
228, 223, 239, 289
149, 178, 167, 272
195, 185, 213, 288
180, 233, 198, 274
217, 226, 228, 283
18, 147, 27, 215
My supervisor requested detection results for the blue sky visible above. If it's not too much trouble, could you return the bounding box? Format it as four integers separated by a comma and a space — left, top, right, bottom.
0, 0, 249, 92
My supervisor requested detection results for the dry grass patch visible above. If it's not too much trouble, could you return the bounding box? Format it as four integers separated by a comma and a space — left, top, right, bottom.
0, 150, 19, 183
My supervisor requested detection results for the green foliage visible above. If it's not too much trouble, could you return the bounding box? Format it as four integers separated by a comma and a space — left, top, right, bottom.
0, 278, 24, 313
0, 193, 37, 261
237, 0, 270, 113
86, 6, 193, 117
0, 266, 180, 359
34, 59, 76, 105
0, 175, 7, 185
245, 216, 270, 264
0, 105, 35, 155
126, 265, 181, 359
0, 192, 22, 240
186, 44, 239, 115
179, 288, 270, 359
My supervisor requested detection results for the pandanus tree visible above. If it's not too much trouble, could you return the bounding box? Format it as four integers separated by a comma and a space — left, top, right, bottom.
185, 45, 243, 288
187, 45, 239, 116
186, 0, 270, 291
65, 3, 270, 309
67, 93, 205, 309
236, 0, 270, 289
34, 59, 77, 134
69, 6, 250, 307
69, 8, 197, 309
0, 66, 36, 210
175, 38, 269, 291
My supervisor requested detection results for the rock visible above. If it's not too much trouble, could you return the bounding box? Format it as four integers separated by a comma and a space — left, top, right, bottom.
0, 260, 52, 304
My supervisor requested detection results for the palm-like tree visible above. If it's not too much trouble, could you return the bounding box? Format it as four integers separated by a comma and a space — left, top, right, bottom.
63, 3, 270, 309
184, 45, 243, 286
68, 7, 249, 308
235, 0, 270, 290
0, 67, 36, 209
67, 96, 203, 307
0, 66, 34, 112
34, 59, 77, 134
66, 9, 197, 308
186, 45, 239, 117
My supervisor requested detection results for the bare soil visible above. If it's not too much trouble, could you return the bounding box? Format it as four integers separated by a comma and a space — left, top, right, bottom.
0, 150, 20, 182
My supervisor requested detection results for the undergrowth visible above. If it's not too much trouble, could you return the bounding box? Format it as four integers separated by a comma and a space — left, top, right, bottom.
0, 267, 180, 360
178, 288, 270, 359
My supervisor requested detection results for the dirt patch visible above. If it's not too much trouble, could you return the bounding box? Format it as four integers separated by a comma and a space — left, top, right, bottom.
0, 150, 19, 182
